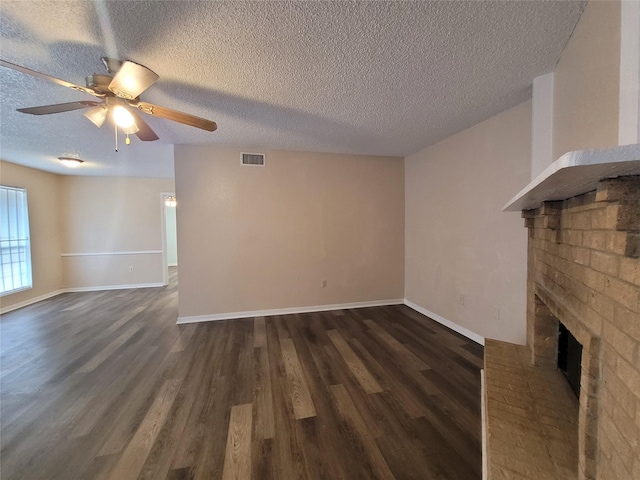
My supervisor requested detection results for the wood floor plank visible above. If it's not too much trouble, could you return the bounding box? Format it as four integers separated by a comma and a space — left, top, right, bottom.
364, 319, 430, 371
70, 345, 161, 438
280, 338, 317, 420
106, 378, 182, 480
350, 337, 428, 419
76, 322, 143, 374
222, 404, 253, 480
136, 369, 200, 480
327, 329, 383, 394
97, 351, 180, 456
265, 320, 308, 480
330, 384, 396, 480
284, 314, 385, 478
171, 324, 229, 472
251, 437, 274, 480
97, 305, 146, 339
170, 325, 197, 353
321, 343, 387, 439
376, 433, 444, 480
253, 317, 267, 348
253, 346, 275, 440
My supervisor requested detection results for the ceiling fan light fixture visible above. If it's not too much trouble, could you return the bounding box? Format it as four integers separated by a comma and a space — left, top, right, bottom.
1, 57, 217, 148
113, 105, 135, 128
123, 124, 140, 135
108, 61, 159, 99
58, 157, 84, 168
83, 105, 108, 128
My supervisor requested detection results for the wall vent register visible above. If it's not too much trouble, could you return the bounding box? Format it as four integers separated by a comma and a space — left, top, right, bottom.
241, 152, 265, 166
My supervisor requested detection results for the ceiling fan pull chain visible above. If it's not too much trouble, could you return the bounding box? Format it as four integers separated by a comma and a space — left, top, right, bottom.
114, 121, 118, 152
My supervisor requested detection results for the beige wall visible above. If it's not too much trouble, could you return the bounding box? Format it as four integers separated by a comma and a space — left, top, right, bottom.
174, 147, 404, 318
553, 0, 621, 159
405, 101, 531, 344
0, 161, 63, 311
60, 176, 175, 289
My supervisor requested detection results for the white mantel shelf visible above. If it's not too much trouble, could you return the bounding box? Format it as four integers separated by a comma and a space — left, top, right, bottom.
503, 144, 640, 212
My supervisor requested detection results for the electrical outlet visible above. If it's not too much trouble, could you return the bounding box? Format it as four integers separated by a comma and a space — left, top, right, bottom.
321, 280, 328, 288
459, 294, 464, 305
129, 266, 134, 273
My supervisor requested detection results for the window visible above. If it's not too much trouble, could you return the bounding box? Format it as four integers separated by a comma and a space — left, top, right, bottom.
0, 186, 32, 295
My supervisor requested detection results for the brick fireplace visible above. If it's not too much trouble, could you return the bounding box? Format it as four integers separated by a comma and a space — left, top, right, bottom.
485, 168, 640, 479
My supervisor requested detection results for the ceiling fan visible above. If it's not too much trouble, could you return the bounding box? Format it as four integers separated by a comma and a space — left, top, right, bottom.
0, 57, 217, 146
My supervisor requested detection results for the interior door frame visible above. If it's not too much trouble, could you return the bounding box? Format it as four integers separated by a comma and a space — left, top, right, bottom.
160, 192, 175, 286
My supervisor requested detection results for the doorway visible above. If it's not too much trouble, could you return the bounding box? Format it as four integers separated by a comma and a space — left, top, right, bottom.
161, 193, 178, 286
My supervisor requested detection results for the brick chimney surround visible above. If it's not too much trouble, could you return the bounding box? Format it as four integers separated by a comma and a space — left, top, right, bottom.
483, 146, 640, 480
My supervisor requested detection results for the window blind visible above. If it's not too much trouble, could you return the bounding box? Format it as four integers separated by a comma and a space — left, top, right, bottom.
0, 186, 32, 295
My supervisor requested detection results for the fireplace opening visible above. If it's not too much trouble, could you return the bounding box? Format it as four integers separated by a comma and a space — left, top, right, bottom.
557, 322, 582, 398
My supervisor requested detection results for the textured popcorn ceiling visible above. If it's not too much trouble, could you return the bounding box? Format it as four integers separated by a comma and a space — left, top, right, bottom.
0, 1, 586, 177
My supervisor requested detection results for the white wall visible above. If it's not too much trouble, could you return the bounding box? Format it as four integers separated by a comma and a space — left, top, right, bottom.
0, 161, 63, 311
60, 176, 175, 289
174, 147, 404, 319
553, 0, 621, 159
531, 72, 555, 179
405, 101, 531, 344
618, 0, 640, 145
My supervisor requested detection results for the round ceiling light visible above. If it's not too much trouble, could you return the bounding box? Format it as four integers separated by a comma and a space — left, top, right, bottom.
58, 157, 84, 168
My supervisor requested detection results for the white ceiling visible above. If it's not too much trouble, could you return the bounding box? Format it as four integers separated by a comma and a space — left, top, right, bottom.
0, 1, 586, 178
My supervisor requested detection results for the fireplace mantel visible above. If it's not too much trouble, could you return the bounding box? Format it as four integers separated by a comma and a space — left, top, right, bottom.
503, 144, 640, 212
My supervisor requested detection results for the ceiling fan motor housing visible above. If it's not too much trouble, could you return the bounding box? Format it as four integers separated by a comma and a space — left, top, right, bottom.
85, 74, 112, 95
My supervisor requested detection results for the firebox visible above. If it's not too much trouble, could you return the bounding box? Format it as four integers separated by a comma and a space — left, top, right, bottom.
557, 322, 582, 398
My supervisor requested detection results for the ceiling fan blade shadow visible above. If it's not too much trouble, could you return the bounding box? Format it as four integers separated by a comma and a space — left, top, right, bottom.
129, 109, 159, 141
0, 59, 100, 97
133, 101, 217, 132
109, 61, 158, 100
17, 101, 100, 115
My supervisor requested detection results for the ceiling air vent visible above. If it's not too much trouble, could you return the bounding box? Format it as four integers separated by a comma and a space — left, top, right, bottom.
241, 152, 265, 166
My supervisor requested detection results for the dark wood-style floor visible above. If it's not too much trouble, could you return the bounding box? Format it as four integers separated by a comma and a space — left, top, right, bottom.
1, 268, 483, 480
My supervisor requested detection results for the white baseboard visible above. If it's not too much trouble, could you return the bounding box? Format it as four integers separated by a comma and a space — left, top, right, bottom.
65, 283, 164, 293
1, 289, 65, 315
403, 299, 485, 346
167, 263, 178, 267
177, 298, 405, 324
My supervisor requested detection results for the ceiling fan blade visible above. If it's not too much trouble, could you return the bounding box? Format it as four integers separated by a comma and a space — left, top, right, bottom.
133, 101, 217, 132
108, 61, 159, 99
0, 59, 99, 96
17, 101, 100, 115
128, 109, 159, 141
